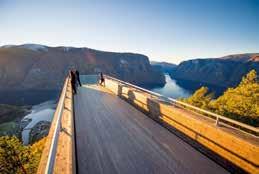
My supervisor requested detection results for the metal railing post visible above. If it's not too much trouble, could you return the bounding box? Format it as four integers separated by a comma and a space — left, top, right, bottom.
215, 116, 219, 126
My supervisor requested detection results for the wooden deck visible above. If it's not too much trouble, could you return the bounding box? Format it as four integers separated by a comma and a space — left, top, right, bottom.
74, 84, 229, 174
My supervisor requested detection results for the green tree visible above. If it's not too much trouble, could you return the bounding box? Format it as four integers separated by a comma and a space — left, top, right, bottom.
240, 69, 257, 85
26, 137, 46, 173
0, 136, 29, 174
210, 70, 259, 126
182, 70, 259, 126
182, 86, 213, 109
0, 136, 46, 174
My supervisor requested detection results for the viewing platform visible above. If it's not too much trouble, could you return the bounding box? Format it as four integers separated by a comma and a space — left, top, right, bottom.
37, 75, 259, 174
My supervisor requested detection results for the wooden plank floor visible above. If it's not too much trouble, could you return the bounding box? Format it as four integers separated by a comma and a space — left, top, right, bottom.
74, 85, 229, 174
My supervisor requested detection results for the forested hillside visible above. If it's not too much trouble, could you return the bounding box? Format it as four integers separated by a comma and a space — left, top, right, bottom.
0, 136, 46, 174
170, 53, 259, 88
182, 70, 259, 126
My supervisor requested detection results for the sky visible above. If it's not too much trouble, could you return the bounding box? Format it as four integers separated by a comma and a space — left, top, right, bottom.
0, 0, 258, 64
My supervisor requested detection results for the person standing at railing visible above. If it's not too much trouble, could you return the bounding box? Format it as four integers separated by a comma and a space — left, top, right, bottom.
75, 69, 82, 87
99, 72, 105, 86
70, 70, 77, 94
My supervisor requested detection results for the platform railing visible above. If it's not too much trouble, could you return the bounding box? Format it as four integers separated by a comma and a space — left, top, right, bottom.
104, 75, 259, 137
43, 76, 69, 174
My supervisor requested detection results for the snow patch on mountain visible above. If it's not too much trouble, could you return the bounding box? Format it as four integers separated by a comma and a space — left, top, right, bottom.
120, 59, 128, 64
20, 44, 48, 51
1, 45, 16, 48
63, 47, 73, 52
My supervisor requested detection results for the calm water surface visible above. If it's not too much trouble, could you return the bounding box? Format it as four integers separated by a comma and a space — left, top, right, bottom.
145, 74, 226, 99
146, 74, 192, 99
21, 101, 56, 144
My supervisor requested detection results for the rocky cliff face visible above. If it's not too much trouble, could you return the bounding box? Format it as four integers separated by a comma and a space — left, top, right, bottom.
0, 44, 165, 91
170, 53, 259, 87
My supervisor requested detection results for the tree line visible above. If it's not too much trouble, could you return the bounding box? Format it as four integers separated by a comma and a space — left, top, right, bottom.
181, 70, 259, 126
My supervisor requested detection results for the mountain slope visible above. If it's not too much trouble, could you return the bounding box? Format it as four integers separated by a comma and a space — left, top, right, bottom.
151, 61, 177, 73
170, 53, 259, 87
0, 44, 165, 90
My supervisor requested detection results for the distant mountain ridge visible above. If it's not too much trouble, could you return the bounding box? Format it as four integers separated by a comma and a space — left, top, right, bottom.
220, 53, 259, 62
0, 44, 165, 91
151, 61, 177, 73
170, 53, 259, 88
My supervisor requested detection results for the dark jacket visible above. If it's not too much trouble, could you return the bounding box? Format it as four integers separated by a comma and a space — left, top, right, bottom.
70, 71, 76, 84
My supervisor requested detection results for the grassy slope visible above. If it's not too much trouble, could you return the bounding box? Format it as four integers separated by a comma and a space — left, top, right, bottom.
0, 121, 16, 132
0, 104, 30, 136
0, 104, 29, 124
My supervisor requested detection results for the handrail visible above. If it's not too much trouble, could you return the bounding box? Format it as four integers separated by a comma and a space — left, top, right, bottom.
44, 76, 69, 174
104, 75, 259, 136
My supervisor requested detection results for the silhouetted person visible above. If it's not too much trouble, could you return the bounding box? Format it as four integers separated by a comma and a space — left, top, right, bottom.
70, 70, 77, 94
99, 72, 105, 86
75, 70, 82, 87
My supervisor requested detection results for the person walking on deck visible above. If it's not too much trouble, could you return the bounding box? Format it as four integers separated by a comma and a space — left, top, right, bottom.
99, 72, 105, 86
70, 70, 77, 94
75, 69, 82, 87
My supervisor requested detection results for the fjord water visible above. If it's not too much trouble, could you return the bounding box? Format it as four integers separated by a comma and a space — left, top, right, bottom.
21, 101, 56, 144
145, 74, 192, 99
145, 74, 226, 99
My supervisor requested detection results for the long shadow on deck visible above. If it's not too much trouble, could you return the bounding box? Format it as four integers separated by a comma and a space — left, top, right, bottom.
74, 85, 231, 174
115, 85, 246, 174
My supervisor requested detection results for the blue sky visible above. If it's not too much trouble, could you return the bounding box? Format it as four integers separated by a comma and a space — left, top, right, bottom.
0, 0, 258, 64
